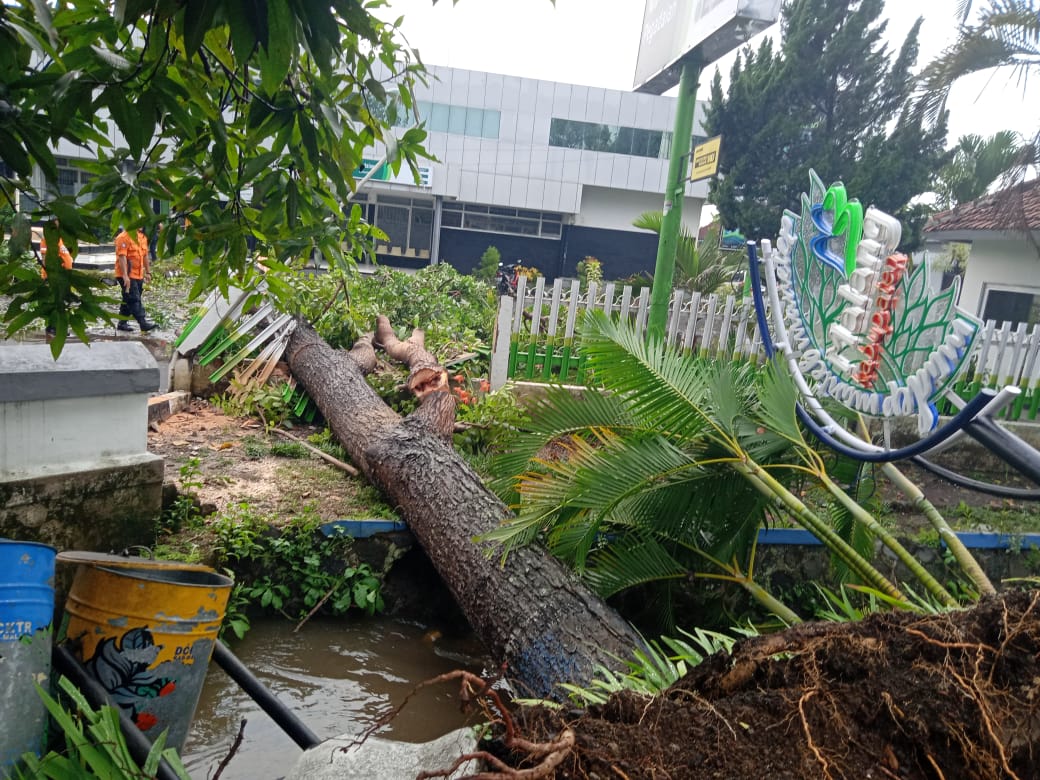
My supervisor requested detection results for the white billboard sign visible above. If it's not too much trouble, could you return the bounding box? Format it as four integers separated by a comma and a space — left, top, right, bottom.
634, 0, 781, 94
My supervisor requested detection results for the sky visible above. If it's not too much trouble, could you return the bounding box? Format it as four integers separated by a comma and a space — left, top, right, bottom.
375, 0, 1037, 146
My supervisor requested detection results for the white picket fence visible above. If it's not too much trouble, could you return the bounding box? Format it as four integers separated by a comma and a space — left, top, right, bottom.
488, 277, 1040, 422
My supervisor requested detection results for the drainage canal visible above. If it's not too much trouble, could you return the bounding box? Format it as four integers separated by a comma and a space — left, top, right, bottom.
182, 617, 488, 779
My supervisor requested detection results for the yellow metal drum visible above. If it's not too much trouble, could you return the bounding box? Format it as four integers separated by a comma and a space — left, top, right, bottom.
61, 562, 232, 752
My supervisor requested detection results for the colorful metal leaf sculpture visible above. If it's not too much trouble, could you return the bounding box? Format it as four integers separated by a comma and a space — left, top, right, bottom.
774, 170, 981, 434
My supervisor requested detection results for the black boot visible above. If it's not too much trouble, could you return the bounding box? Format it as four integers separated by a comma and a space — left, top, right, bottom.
138, 320, 157, 333
116, 321, 133, 332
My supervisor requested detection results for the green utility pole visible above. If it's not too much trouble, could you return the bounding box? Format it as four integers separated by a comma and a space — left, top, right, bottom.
646, 60, 701, 341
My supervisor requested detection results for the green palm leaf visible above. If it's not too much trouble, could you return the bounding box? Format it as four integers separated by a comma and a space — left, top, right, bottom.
583, 532, 690, 598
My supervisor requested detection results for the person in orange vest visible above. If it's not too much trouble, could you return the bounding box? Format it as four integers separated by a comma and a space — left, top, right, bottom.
115, 224, 156, 332
38, 230, 74, 279
38, 220, 76, 337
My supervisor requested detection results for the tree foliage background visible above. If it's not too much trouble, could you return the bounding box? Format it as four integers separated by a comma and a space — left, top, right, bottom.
0, 0, 429, 351
704, 0, 949, 250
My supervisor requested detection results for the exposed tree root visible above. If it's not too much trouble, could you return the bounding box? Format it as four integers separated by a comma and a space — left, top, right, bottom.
344, 667, 576, 780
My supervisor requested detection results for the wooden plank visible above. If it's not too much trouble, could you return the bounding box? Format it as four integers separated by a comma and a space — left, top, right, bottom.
973, 320, 997, 387
635, 287, 651, 335
1018, 324, 1040, 387
700, 295, 718, 358
584, 281, 599, 328
564, 279, 582, 338
529, 277, 546, 337
602, 282, 616, 316
732, 301, 751, 361
717, 294, 736, 360
619, 285, 633, 322
1003, 322, 1028, 386
990, 320, 1014, 388
511, 274, 528, 335
682, 291, 701, 352
489, 294, 514, 391
667, 289, 684, 348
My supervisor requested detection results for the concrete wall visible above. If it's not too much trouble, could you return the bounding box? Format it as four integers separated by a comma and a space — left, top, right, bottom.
961, 237, 1040, 317
0, 342, 164, 552
575, 185, 702, 234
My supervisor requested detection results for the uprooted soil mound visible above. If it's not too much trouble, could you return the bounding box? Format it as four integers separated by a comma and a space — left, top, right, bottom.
492, 590, 1040, 779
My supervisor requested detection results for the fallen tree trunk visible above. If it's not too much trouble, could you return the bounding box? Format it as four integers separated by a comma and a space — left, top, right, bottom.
286, 320, 643, 698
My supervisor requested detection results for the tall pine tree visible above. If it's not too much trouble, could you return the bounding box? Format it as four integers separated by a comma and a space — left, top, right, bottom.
705, 0, 948, 249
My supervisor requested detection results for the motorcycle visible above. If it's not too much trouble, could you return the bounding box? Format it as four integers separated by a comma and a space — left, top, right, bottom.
495, 262, 520, 296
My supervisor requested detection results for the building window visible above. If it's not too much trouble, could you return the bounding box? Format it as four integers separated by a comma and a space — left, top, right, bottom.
371, 196, 435, 255
980, 286, 1040, 327
549, 118, 675, 160
52, 157, 95, 203
392, 101, 502, 140
441, 203, 565, 239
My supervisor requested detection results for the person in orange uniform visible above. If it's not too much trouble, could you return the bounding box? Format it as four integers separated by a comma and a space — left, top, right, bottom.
115, 225, 156, 332
38, 233, 74, 279
38, 221, 76, 337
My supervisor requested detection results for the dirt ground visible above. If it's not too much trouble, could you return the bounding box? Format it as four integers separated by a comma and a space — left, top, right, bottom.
478, 589, 1040, 780
148, 398, 389, 526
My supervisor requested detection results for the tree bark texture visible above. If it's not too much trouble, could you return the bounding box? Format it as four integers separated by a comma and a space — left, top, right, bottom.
286, 321, 643, 698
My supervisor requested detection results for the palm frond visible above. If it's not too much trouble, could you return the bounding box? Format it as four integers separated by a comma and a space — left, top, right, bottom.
752, 359, 807, 444
488, 385, 635, 482
583, 532, 689, 598
918, 2, 1040, 122
579, 312, 725, 443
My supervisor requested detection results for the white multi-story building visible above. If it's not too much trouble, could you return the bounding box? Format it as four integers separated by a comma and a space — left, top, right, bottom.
356, 64, 709, 280
17, 64, 709, 280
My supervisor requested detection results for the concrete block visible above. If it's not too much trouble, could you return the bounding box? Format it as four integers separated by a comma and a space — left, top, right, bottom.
170, 357, 192, 393
287, 728, 482, 780
0, 455, 164, 553
0, 342, 158, 402
148, 391, 191, 425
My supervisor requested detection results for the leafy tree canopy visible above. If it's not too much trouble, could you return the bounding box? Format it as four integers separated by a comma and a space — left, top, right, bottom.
0, 0, 430, 351
704, 0, 948, 250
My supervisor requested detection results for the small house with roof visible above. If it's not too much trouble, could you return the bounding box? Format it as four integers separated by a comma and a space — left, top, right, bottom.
923, 179, 1040, 327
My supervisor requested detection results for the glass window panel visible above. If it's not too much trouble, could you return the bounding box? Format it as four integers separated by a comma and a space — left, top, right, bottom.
658, 131, 672, 159
464, 213, 492, 231
430, 103, 450, 133
541, 219, 562, 237
614, 126, 635, 156
410, 208, 433, 251
482, 110, 500, 139
441, 211, 462, 227
447, 105, 466, 135
464, 108, 483, 137
376, 204, 409, 247
377, 195, 412, 206
983, 289, 1039, 326
57, 167, 77, 196
549, 118, 584, 149
488, 206, 516, 216
442, 200, 463, 211
646, 131, 663, 159
583, 123, 612, 152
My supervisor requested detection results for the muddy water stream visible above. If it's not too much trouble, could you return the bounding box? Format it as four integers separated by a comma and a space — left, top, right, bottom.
182, 617, 488, 779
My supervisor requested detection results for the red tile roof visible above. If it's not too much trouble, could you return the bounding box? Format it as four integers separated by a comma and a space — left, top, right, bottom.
925, 178, 1040, 234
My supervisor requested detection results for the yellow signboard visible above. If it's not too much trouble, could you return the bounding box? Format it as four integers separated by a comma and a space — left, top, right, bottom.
690, 135, 722, 182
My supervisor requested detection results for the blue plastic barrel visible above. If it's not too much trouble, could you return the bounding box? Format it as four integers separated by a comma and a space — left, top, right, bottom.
0, 539, 57, 770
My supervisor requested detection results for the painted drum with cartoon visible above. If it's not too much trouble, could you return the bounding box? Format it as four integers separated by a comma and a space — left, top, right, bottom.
60, 562, 232, 751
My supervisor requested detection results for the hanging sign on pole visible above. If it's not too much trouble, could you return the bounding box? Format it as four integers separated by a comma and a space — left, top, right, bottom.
690, 135, 722, 181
